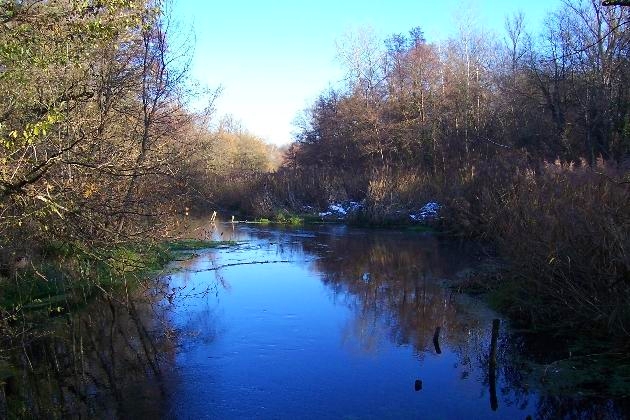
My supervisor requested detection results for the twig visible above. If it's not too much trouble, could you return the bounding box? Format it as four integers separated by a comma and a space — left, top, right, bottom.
185, 260, 299, 273
475, 136, 512, 149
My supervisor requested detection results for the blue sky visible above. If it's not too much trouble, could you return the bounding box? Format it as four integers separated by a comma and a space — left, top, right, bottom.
171, 0, 564, 145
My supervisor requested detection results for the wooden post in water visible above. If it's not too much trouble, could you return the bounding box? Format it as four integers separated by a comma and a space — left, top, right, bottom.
489, 318, 500, 411
433, 326, 442, 354
414, 379, 423, 391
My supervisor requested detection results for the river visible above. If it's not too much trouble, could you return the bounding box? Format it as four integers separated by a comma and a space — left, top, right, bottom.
160, 223, 626, 419
2, 223, 627, 419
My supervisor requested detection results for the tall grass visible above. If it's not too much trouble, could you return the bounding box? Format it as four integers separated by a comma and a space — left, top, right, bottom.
443, 155, 630, 341
488, 161, 629, 338
362, 167, 438, 224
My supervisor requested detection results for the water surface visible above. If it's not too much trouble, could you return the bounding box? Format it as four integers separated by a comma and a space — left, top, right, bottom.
164, 224, 529, 419
4, 224, 626, 418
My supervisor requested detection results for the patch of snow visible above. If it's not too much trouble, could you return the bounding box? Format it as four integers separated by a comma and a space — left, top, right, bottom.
328, 203, 347, 215
317, 201, 364, 219
319, 201, 363, 218
347, 201, 363, 212
410, 201, 441, 221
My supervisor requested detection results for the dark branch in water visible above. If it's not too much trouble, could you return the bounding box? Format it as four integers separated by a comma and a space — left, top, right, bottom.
185, 260, 298, 273
489, 319, 500, 411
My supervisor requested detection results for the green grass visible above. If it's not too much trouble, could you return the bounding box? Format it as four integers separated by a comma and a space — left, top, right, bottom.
251, 213, 304, 225
275, 211, 303, 225
405, 224, 437, 233
0, 239, 239, 319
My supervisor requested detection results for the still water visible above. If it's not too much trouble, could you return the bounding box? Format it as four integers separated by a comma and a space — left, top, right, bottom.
4, 223, 627, 418
162, 224, 534, 419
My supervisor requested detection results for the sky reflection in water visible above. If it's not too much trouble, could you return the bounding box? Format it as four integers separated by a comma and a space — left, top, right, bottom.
165, 224, 533, 419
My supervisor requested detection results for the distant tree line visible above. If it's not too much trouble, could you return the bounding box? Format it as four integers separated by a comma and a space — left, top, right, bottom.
288, 1, 629, 181
252, 0, 630, 340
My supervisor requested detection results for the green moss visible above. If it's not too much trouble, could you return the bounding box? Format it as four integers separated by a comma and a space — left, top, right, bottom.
1, 242, 157, 317
0, 238, 240, 319
405, 224, 437, 233
251, 212, 304, 225
287, 216, 303, 225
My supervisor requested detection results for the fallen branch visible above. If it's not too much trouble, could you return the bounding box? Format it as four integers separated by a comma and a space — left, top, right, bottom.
186, 260, 297, 273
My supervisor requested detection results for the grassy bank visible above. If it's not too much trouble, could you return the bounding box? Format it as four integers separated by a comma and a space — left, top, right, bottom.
0, 236, 235, 417
0, 238, 230, 335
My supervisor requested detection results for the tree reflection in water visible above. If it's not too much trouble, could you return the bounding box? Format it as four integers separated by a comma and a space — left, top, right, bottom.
284, 227, 628, 420
0, 290, 176, 418
4, 226, 626, 418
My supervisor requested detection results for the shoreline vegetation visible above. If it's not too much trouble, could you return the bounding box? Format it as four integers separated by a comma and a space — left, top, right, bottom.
0, 237, 232, 327
1, 0, 629, 413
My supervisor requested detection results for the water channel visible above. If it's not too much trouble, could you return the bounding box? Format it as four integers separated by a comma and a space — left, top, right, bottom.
2, 223, 627, 418
160, 223, 627, 419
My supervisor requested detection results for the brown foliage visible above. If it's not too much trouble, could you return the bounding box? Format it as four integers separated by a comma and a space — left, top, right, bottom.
489, 161, 629, 337
443, 154, 630, 337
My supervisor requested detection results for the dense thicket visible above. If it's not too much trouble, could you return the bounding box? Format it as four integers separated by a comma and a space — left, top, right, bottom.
0, 0, 280, 342
0, 1, 278, 248
258, 0, 630, 340
284, 1, 629, 195
0, 0, 194, 247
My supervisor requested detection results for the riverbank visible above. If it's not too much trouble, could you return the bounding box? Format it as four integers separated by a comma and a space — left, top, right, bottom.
0, 237, 233, 417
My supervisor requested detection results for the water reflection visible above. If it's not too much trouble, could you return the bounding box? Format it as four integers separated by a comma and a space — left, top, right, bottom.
0, 291, 175, 418
165, 224, 628, 419
4, 224, 626, 418
293, 229, 515, 414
